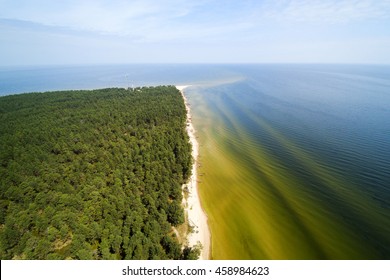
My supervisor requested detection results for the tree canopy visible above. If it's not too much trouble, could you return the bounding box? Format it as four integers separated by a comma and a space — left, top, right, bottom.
0, 86, 197, 259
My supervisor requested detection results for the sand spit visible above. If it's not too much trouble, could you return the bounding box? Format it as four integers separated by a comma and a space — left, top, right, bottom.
176, 85, 210, 260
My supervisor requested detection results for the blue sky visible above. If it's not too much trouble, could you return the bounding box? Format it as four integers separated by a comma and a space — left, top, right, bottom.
1, 0, 390, 65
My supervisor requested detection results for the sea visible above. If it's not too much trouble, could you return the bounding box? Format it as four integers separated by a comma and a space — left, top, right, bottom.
1, 64, 390, 259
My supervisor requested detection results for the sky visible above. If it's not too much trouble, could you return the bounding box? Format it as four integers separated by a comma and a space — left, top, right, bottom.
1, 0, 390, 65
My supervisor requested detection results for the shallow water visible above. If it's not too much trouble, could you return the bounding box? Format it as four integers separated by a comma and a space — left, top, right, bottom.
186, 65, 390, 259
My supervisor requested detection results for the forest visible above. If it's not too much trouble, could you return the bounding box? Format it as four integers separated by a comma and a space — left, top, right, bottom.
0, 86, 199, 259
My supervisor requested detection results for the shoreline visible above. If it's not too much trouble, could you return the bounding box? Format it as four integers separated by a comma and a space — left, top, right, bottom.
176, 85, 210, 260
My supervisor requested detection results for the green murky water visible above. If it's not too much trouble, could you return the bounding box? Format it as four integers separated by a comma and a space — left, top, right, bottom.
187, 65, 390, 259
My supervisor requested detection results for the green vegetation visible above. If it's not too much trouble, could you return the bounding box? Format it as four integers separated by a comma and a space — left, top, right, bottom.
0, 86, 198, 260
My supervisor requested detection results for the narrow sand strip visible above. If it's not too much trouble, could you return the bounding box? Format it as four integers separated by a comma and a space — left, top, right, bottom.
176, 85, 210, 260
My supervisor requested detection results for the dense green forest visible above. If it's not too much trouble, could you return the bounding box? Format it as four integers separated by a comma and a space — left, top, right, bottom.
0, 86, 199, 259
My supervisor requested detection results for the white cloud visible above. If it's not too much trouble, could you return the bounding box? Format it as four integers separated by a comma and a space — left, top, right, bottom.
1, 0, 390, 64
0, 0, 198, 34
0, 0, 259, 43
262, 0, 390, 23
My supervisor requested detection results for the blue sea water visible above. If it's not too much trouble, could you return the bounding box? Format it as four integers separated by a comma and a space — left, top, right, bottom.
0, 64, 241, 96
186, 64, 390, 258
1, 64, 390, 258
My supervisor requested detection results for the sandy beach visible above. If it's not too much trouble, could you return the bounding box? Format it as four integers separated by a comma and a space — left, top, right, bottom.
176, 85, 210, 260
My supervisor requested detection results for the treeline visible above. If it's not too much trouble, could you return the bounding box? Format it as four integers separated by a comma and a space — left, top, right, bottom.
0, 86, 198, 259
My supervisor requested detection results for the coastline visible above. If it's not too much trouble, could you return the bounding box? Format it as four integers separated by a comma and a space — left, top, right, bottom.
176, 85, 211, 260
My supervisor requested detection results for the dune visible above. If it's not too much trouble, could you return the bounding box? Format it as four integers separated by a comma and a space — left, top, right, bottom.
176, 85, 210, 260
